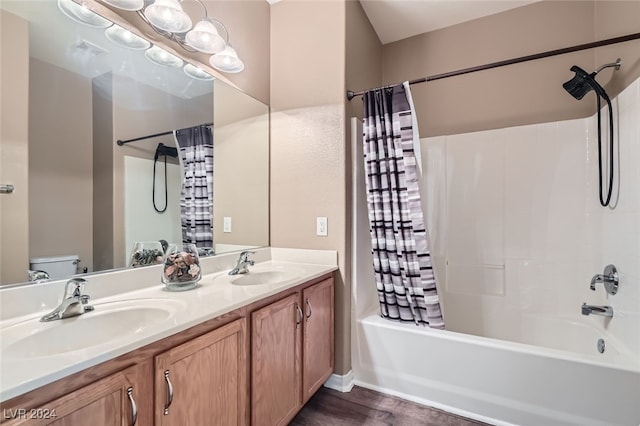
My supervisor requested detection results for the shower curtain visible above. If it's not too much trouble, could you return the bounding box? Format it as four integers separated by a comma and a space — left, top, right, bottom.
174, 124, 214, 248
362, 83, 444, 329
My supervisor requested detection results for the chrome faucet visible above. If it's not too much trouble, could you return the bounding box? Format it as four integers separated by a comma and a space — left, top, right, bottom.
581, 303, 613, 318
228, 251, 255, 275
40, 278, 94, 322
28, 269, 50, 283
590, 264, 619, 295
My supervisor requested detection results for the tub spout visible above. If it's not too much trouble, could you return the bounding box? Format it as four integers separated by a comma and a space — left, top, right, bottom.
581, 303, 613, 318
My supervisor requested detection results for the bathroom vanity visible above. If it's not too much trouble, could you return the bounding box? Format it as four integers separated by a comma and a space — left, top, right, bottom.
0, 249, 337, 426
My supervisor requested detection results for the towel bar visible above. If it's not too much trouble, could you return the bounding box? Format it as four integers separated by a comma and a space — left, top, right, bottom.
0, 184, 15, 194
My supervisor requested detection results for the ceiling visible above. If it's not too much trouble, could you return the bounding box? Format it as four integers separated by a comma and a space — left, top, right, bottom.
359, 0, 541, 45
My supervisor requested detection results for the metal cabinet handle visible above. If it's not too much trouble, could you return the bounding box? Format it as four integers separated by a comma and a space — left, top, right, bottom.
305, 298, 312, 322
127, 387, 138, 426
0, 184, 14, 194
295, 303, 303, 328
163, 370, 174, 415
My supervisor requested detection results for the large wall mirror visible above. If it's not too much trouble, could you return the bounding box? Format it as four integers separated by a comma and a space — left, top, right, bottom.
0, 1, 269, 286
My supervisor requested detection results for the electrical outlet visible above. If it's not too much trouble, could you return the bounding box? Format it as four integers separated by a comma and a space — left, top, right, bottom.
316, 217, 328, 237
223, 217, 232, 233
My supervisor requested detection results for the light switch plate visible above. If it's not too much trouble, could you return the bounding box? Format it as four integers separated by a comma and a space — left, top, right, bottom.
223, 217, 232, 233
316, 217, 328, 236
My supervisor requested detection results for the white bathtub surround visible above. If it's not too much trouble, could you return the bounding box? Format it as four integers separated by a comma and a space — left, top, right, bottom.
351, 77, 640, 426
0, 247, 337, 401
421, 76, 640, 359
123, 155, 182, 265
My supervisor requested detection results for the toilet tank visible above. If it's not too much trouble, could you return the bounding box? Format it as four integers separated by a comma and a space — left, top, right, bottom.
29, 255, 80, 280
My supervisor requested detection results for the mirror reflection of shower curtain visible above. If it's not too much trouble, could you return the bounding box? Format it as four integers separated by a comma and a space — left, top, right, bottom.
174, 124, 214, 248
362, 82, 444, 329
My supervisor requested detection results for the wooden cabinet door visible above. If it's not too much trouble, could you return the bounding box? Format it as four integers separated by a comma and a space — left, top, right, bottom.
251, 293, 302, 426
2, 365, 140, 426
154, 318, 248, 426
302, 277, 334, 403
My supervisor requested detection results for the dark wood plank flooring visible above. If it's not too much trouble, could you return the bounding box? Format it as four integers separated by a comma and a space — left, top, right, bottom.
290, 386, 490, 426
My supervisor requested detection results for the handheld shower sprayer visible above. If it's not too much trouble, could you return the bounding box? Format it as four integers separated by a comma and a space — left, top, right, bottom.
563, 58, 621, 101
562, 58, 621, 207
153, 143, 178, 213
154, 143, 178, 160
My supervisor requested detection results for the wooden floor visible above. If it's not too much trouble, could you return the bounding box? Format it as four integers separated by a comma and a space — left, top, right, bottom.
290, 386, 490, 426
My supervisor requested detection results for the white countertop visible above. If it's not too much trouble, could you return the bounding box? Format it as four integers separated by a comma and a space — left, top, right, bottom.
0, 248, 338, 402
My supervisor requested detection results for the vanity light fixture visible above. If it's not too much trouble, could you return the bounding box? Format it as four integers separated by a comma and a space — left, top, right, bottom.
105, 24, 151, 50
99, 0, 144, 11
185, 18, 226, 54
58, 0, 112, 28
97, 0, 244, 73
144, 45, 184, 68
209, 44, 244, 73
183, 63, 215, 81
144, 0, 192, 33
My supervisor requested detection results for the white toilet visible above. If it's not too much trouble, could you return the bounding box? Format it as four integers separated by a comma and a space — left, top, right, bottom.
29, 255, 80, 280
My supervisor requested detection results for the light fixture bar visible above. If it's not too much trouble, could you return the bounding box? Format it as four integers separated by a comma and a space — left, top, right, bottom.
101, 0, 244, 73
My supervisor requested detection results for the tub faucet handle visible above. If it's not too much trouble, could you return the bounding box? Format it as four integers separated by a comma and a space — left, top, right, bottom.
590, 264, 618, 295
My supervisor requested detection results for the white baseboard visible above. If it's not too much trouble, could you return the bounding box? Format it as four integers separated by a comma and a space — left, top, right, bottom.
323, 370, 355, 392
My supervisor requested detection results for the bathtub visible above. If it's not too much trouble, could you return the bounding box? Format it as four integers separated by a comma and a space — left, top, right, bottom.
351, 314, 640, 426
348, 115, 640, 425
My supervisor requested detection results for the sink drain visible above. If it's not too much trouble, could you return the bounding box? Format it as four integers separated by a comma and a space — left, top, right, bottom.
597, 338, 606, 354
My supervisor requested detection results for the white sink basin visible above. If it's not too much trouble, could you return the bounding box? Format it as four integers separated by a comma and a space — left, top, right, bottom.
228, 267, 302, 287
1, 298, 184, 359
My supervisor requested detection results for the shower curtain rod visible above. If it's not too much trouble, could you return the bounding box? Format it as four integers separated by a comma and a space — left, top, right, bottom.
116, 122, 213, 146
346, 32, 640, 101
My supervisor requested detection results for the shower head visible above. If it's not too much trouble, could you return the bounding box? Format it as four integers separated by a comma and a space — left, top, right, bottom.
563, 66, 600, 100
563, 59, 621, 101
563, 60, 621, 208
154, 143, 178, 160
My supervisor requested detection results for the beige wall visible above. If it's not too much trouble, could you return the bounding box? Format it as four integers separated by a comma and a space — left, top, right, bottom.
29, 59, 93, 273
270, 0, 349, 374
594, 1, 640, 98
0, 10, 29, 283
377, 1, 640, 138
380, 1, 596, 137
214, 80, 269, 248
346, 1, 382, 124
92, 74, 115, 272
203, 1, 271, 105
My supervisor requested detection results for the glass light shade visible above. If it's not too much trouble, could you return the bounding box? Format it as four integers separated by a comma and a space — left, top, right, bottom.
144, 45, 184, 68
144, 0, 192, 33
58, 0, 112, 28
185, 20, 226, 54
100, 0, 144, 11
183, 63, 215, 81
105, 24, 150, 50
209, 46, 244, 73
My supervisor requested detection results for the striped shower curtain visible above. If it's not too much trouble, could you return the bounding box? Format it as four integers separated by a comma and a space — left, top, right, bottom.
174, 124, 214, 248
362, 83, 444, 329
